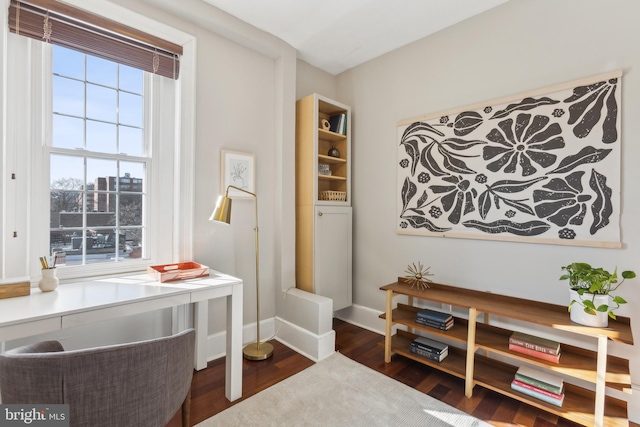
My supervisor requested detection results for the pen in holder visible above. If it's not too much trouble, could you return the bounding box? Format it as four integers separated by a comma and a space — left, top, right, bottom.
39, 268, 59, 292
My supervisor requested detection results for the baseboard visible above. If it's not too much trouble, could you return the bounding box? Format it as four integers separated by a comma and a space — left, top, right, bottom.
274, 316, 335, 362
334, 303, 387, 336
205, 317, 276, 361
203, 315, 335, 363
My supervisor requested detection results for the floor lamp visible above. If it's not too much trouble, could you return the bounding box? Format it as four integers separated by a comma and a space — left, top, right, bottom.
209, 185, 274, 361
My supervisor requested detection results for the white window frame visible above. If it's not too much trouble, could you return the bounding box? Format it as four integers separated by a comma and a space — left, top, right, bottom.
1, 0, 196, 282
46, 55, 154, 274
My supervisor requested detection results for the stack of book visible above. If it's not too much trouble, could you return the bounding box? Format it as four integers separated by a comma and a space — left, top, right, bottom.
511, 365, 565, 407
509, 331, 561, 363
328, 113, 347, 135
409, 336, 448, 362
415, 308, 453, 330
318, 164, 331, 176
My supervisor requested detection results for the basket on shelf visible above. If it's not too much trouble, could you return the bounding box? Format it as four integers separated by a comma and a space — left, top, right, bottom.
319, 190, 346, 201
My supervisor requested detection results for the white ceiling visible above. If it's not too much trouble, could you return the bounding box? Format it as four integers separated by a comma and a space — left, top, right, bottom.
202, 0, 510, 75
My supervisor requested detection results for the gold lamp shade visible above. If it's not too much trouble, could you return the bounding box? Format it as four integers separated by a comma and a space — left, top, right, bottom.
209, 195, 232, 224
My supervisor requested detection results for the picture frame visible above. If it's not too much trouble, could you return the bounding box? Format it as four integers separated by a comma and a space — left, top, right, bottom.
221, 150, 255, 198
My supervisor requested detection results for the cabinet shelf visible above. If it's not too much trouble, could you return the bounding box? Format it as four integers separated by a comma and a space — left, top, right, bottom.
318, 174, 347, 181
318, 128, 347, 142
318, 154, 347, 164
390, 330, 467, 380
380, 279, 633, 427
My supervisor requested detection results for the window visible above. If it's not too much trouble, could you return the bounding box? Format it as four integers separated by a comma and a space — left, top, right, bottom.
2, 0, 194, 281
49, 45, 147, 266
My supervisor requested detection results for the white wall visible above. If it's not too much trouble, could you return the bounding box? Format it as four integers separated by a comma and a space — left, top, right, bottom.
335, 0, 640, 420
190, 24, 278, 331
296, 60, 338, 101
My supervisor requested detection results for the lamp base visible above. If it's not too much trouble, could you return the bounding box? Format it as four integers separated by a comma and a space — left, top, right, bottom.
243, 341, 274, 361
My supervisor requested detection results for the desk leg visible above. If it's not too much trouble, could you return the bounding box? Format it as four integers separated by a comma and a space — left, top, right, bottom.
226, 282, 243, 402
193, 301, 208, 371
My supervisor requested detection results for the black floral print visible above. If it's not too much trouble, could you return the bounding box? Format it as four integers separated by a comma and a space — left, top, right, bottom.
484, 113, 565, 176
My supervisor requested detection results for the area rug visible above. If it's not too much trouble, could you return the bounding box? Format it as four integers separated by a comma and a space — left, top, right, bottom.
196, 352, 491, 427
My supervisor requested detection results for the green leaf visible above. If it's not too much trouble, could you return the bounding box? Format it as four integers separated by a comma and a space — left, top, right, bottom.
608, 311, 617, 320
583, 306, 596, 315
612, 296, 627, 304
622, 271, 636, 279
582, 300, 596, 310
595, 304, 609, 312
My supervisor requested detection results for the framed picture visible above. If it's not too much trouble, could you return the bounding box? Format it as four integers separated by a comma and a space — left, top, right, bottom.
221, 150, 255, 198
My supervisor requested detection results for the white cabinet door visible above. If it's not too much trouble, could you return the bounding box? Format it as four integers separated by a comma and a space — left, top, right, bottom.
314, 206, 352, 311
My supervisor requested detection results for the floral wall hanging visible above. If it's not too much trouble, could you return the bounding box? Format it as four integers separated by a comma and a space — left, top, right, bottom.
397, 71, 622, 248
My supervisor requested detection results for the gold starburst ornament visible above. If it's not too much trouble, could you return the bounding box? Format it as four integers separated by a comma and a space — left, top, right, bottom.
404, 262, 434, 290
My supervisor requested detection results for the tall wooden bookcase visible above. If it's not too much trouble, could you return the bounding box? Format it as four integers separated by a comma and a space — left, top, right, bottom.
295, 93, 352, 311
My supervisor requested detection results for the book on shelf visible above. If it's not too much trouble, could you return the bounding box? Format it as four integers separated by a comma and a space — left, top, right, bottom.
514, 366, 563, 394
509, 331, 560, 355
318, 165, 332, 176
511, 380, 564, 407
409, 344, 448, 362
508, 343, 561, 363
511, 379, 564, 400
416, 308, 453, 323
411, 336, 448, 354
415, 317, 454, 330
514, 372, 563, 395
328, 114, 347, 135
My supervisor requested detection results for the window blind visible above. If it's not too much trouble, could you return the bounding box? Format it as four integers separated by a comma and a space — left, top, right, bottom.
8, 0, 182, 79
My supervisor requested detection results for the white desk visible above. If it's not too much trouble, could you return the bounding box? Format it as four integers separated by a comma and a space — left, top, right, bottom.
0, 271, 243, 402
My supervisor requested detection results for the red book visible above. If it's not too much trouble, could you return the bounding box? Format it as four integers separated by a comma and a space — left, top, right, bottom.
509, 343, 560, 363
509, 331, 560, 355
512, 379, 563, 401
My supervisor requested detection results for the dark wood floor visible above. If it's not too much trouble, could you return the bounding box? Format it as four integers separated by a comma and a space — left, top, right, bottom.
168, 319, 637, 427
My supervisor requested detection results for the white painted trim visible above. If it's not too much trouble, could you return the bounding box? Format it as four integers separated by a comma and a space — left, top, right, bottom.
274, 316, 335, 362
335, 304, 387, 336
0, 0, 6, 277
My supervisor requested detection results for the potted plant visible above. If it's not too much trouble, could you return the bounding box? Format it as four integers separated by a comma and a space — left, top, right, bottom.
560, 262, 636, 327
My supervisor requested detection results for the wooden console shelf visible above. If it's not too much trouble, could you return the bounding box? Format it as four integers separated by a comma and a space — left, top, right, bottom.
380, 279, 633, 427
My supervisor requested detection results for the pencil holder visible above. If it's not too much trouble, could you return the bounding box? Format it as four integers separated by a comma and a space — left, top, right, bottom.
39, 268, 59, 292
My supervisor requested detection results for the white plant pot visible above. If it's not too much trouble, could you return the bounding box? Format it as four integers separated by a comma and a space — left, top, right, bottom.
569, 289, 609, 327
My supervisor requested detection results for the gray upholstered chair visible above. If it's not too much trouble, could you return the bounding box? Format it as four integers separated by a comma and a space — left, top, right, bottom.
0, 328, 195, 427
